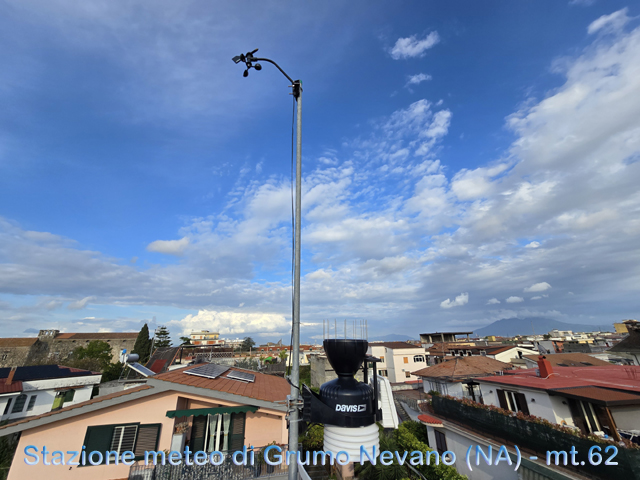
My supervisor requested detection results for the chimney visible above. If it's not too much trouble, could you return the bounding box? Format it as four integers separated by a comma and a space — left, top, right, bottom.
537, 355, 553, 378
5, 366, 16, 385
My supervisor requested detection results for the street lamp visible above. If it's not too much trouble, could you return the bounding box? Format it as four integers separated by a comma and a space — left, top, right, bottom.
233, 49, 302, 480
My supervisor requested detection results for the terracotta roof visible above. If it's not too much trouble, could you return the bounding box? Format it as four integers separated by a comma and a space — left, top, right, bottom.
153, 364, 290, 403
551, 386, 640, 406
417, 414, 443, 426
609, 328, 640, 353
523, 353, 611, 367
369, 342, 423, 350
0, 385, 153, 432
475, 365, 640, 393
0, 381, 23, 394
0, 338, 38, 348
413, 356, 510, 379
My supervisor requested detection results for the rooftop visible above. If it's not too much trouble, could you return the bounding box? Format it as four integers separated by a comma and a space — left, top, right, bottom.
0, 338, 38, 348
54, 332, 138, 340
0, 364, 99, 381
413, 356, 510, 379
152, 363, 290, 403
476, 365, 640, 393
523, 353, 612, 367
417, 414, 443, 426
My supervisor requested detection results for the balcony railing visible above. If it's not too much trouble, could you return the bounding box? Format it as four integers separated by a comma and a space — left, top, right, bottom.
432, 395, 640, 480
128, 449, 288, 480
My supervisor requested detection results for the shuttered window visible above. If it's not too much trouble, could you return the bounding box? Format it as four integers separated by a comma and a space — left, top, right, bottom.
228, 412, 246, 452
496, 389, 530, 415
110, 425, 138, 454
3, 398, 12, 415
134, 424, 161, 458
434, 430, 447, 455
83, 423, 161, 465
27, 395, 37, 411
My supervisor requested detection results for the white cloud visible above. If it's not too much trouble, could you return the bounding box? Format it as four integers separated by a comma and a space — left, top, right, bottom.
67, 296, 96, 310
588, 8, 630, 35
525, 241, 540, 248
524, 282, 552, 293
169, 310, 289, 337
440, 292, 469, 309
405, 73, 432, 89
147, 237, 189, 255
506, 296, 524, 303
390, 32, 440, 60
486, 298, 501, 305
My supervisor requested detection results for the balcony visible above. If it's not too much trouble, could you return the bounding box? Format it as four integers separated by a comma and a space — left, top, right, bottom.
431, 395, 640, 480
128, 449, 289, 480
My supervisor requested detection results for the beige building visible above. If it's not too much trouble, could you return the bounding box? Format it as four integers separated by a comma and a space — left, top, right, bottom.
367, 342, 427, 384
0, 364, 289, 480
189, 331, 224, 346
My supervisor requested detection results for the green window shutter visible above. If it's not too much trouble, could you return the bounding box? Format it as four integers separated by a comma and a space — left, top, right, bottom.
63, 390, 75, 403
134, 424, 162, 459
190, 415, 207, 452
228, 412, 246, 452
83, 425, 115, 465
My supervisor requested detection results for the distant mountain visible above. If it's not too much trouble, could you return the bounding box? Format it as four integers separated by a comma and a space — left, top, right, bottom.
474, 317, 613, 338
368, 333, 416, 342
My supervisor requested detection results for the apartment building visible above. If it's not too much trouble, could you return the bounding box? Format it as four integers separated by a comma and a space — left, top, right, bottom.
368, 342, 426, 384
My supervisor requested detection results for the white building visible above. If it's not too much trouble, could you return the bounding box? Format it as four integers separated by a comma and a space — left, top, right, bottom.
0, 365, 101, 423
367, 342, 426, 384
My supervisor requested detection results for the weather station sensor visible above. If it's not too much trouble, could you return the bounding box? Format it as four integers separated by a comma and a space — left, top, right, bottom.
302, 320, 381, 462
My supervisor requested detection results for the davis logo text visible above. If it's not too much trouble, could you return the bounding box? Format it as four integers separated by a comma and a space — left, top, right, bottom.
335, 404, 366, 412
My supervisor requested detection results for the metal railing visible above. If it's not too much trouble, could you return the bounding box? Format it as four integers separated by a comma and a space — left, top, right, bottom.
128, 449, 288, 480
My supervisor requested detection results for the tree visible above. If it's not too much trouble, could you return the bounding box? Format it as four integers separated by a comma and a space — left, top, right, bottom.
179, 336, 191, 345
278, 349, 288, 362
132, 324, 152, 364
241, 337, 255, 352
72, 340, 113, 371
154, 326, 172, 348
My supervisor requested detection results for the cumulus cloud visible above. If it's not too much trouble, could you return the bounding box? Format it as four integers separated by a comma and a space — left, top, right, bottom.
486, 298, 501, 305
524, 282, 552, 293
147, 237, 190, 255
525, 241, 540, 249
390, 32, 440, 60
440, 292, 469, 309
169, 310, 289, 336
506, 296, 524, 303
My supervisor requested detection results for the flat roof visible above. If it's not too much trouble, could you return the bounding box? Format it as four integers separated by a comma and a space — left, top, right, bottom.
550, 386, 640, 406
420, 331, 474, 336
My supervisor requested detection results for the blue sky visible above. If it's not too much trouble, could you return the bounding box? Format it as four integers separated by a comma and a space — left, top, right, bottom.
1, 1, 639, 342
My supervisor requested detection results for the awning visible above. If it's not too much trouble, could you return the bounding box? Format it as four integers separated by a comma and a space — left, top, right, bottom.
166, 405, 258, 418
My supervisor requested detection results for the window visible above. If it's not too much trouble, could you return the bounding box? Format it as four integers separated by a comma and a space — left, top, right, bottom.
496, 389, 530, 415
413, 355, 425, 362
11, 394, 27, 414
1, 354, 7, 361
83, 423, 161, 464
27, 395, 37, 411
405, 372, 411, 378
403, 357, 409, 364
3, 398, 12, 415
434, 430, 448, 455
380, 356, 384, 363
428, 381, 448, 395
378, 370, 388, 377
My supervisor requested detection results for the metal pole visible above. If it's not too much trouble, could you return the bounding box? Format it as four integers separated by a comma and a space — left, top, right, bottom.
288, 82, 302, 480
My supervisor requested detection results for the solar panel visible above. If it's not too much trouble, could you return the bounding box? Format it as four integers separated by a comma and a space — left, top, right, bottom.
184, 364, 230, 379
128, 362, 156, 377
226, 370, 256, 383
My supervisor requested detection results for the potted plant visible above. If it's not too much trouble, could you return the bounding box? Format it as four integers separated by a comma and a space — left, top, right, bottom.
170, 422, 189, 452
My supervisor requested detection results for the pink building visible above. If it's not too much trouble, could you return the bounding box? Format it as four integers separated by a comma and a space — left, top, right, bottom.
0, 364, 289, 480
